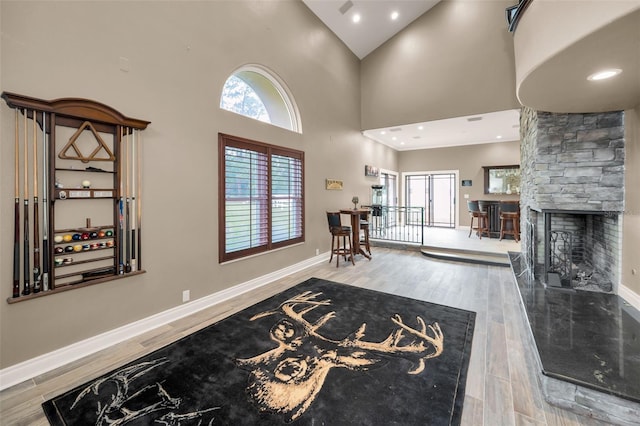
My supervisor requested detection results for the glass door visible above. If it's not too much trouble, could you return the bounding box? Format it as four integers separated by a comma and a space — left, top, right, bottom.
379, 172, 397, 208
405, 173, 456, 228
379, 171, 398, 226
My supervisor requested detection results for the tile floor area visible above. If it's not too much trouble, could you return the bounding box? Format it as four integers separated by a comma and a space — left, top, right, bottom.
423, 227, 521, 255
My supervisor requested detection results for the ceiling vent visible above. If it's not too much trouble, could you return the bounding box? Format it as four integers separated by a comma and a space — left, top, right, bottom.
389, 127, 402, 132
338, 1, 353, 15
467, 116, 483, 122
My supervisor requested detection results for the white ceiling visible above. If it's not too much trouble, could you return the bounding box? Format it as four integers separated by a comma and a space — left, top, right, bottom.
362, 109, 522, 151
302, 0, 440, 59
302, 0, 520, 151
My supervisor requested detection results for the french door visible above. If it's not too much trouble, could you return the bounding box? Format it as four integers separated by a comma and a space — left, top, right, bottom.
379, 171, 398, 225
405, 172, 456, 227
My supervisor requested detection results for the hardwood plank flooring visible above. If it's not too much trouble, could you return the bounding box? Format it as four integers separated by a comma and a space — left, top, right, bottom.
0, 247, 607, 425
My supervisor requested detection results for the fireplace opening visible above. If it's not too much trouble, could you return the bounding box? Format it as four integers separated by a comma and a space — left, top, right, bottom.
525, 209, 620, 293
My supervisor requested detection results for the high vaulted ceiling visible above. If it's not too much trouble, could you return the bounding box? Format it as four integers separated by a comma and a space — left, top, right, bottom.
303, 1, 640, 151
302, 0, 520, 151
302, 0, 440, 59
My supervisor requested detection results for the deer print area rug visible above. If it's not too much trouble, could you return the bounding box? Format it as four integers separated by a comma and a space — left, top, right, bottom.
43, 277, 475, 425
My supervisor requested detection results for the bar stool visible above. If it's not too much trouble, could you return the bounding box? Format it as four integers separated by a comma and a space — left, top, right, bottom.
326, 212, 355, 267
359, 210, 371, 255
478, 200, 494, 238
499, 202, 520, 242
467, 200, 489, 239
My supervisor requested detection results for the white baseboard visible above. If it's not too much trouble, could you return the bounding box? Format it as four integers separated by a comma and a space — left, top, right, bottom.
0, 252, 329, 391
619, 283, 640, 311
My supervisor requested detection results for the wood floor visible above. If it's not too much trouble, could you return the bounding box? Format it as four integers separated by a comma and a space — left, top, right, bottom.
0, 247, 608, 425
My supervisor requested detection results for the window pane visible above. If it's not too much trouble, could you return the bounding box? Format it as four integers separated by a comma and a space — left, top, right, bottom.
271, 154, 303, 244
224, 146, 268, 253
220, 75, 270, 123
219, 134, 304, 262
219, 66, 301, 133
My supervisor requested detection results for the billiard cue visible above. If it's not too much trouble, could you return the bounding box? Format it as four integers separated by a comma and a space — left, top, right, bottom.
23, 110, 31, 295
136, 129, 142, 269
13, 109, 21, 298
42, 112, 50, 291
118, 126, 125, 275
32, 110, 41, 293
130, 129, 137, 272
125, 127, 132, 273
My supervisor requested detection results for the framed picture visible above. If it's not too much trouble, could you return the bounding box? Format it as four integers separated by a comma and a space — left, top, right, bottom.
326, 179, 343, 190
365, 165, 379, 177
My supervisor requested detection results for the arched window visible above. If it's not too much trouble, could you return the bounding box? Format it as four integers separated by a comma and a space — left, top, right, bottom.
220, 65, 301, 133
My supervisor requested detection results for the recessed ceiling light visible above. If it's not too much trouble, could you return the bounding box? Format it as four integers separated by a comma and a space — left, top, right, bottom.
380, 131, 386, 135
400, 142, 405, 145
391, 11, 399, 20
587, 69, 622, 81
496, 135, 502, 139
417, 125, 424, 130
352, 13, 361, 23
392, 136, 397, 141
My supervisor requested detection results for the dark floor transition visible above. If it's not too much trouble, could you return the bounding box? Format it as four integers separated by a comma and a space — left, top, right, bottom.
509, 253, 640, 424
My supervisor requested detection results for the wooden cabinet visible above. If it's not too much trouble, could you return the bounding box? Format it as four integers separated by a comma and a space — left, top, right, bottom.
2, 92, 150, 303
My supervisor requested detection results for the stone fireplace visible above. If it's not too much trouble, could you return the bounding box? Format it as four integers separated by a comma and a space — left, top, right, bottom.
519, 108, 625, 293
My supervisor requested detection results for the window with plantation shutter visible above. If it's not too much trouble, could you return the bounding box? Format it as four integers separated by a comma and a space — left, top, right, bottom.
219, 134, 304, 262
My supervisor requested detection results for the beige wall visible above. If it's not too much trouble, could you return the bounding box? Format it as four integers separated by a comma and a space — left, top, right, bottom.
360, 0, 520, 130
2, 0, 637, 373
622, 106, 640, 297
0, 1, 397, 368
398, 140, 521, 227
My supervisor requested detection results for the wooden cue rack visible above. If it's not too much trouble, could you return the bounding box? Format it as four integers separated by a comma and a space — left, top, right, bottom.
2, 92, 150, 303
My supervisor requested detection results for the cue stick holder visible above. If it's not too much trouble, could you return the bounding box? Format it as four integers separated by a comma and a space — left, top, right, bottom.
2, 92, 150, 303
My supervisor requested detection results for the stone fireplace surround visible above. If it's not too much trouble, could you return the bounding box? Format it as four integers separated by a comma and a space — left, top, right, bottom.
511, 108, 640, 424
520, 108, 625, 292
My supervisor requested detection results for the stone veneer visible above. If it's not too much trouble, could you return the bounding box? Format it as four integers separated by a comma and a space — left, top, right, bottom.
519, 107, 625, 292
520, 107, 625, 213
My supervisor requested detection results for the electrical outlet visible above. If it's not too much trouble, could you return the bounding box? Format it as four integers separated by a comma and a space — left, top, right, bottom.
182, 290, 190, 303
464, 194, 470, 199
316, 248, 320, 256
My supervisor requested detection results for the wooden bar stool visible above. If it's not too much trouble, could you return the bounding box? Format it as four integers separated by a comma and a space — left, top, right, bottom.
359, 210, 371, 255
499, 202, 520, 242
467, 200, 489, 239
326, 212, 355, 267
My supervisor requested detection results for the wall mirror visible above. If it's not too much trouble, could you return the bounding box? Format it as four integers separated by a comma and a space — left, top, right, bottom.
483, 165, 520, 194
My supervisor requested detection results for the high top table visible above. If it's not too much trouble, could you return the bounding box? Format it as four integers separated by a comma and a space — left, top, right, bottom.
340, 208, 372, 260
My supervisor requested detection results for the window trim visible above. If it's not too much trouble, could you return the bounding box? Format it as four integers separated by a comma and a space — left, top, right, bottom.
218, 133, 305, 263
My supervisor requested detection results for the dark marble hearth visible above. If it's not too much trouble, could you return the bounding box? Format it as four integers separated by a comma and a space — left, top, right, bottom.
509, 253, 640, 424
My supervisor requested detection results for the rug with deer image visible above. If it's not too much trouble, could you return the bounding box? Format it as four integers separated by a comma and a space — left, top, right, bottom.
43, 277, 476, 425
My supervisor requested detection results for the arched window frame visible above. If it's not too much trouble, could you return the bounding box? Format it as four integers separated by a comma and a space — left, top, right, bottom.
220, 64, 302, 133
